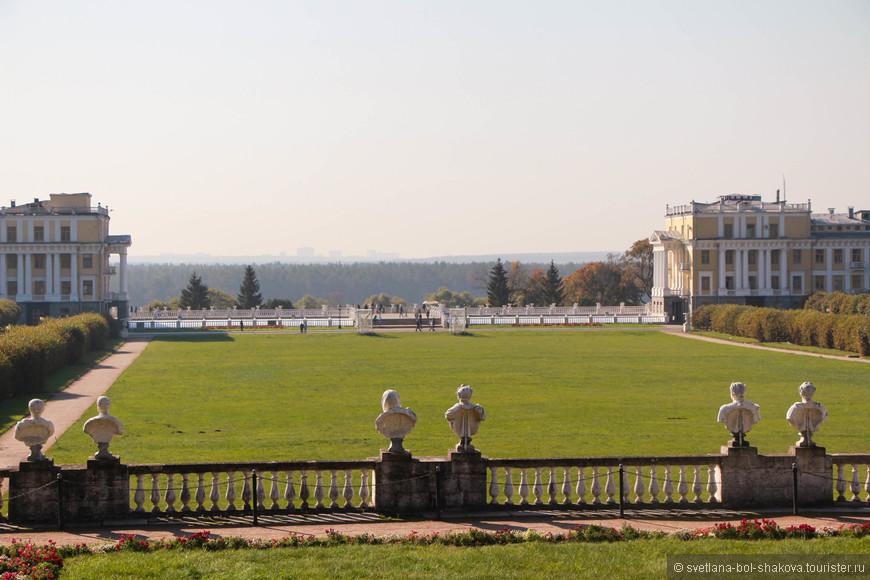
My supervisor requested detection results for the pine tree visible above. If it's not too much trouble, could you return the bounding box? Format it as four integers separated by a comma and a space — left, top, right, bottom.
180, 272, 211, 310
237, 265, 263, 309
486, 258, 510, 306
540, 260, 564, 305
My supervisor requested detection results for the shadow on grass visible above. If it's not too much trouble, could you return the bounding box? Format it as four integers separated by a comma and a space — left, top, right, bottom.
361, 333, 400, 339
150, 334, 236, 343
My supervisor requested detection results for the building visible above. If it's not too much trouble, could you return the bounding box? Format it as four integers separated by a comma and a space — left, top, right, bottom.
650, 194, 870, 322
0, 193, 131, 324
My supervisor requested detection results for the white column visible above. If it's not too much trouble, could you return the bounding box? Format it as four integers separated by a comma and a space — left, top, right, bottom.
22, 253, 31, 299
70, 253, 78, 300
45, 254, 53, 297
741, 250, 749, 290
762, 250, 770, 290
16, 253, 23, 297
70, 220, 78, 241
827, 248, 833, 291
53, 253, 61, 296
119, 251, 128, 298
0, 252, 6, 297
718, 248, 726, 291
780, 249, 787, 291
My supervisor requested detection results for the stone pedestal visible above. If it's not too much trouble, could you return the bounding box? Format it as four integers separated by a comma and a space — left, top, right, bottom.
373, 452, 438, 516
8, 461, 60, 524
441, 450, 488, 511
719, 446, 832, 509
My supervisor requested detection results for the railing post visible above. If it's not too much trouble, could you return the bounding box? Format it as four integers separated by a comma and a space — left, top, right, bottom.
56, 473, 64, 531
792, 462, 798, 516
618, 464, 625, 518
252, 470, 259, 526
434, 465, 442, 520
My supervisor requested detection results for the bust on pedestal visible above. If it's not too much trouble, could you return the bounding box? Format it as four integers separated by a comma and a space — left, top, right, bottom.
14, 399, 55, 463
717, 382, 761, 448
445, 384, 486, 453
786, 382, 828, 448
375, 390, 417, 455
83, 396, 125, 460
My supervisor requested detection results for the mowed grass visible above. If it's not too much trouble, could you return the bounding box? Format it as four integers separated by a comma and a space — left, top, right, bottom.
49, 330, 870, 464
60, 537, 870, 579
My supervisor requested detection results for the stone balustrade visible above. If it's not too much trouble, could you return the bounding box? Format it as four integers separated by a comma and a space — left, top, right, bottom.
831, 455, 870, 502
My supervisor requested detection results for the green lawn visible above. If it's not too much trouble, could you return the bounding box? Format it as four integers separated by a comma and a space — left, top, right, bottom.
47, 330, 870, 464
60, 537, 870, 579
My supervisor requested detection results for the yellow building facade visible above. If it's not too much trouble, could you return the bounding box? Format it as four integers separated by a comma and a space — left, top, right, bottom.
650, 194, 870, 322
0, 193, 131, 323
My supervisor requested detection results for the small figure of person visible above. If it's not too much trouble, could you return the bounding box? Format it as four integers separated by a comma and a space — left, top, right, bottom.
445, 384, 486, 452
717, 382, 761, 447
786, 381, 828, 447
429, 318, 435, 331
415, 313, 423, 332
83, 396, 125, 460
14, 399, 55, 462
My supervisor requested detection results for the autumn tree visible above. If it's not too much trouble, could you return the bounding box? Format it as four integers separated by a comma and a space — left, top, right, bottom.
180, 273, 211, 310
263, 298, 294, 309
507, 261, 530, 305
425, 287, 482, 307
208, 288, 237, 309
237, 265, 263, 309
486, 258, 510, 306
562, 262, 624, 305
621, 239, 654, 301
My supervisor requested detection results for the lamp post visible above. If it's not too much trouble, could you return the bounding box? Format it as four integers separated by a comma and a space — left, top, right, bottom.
338, 304, 342, 330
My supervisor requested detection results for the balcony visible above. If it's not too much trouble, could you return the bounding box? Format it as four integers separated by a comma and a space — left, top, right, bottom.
850, 262, 866, 270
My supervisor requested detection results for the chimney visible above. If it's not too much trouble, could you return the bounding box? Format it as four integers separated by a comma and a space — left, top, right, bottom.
776, 189, 780, 203
848, 207, 854, 219
33, 198, 38, 204
828, 208, 835, 216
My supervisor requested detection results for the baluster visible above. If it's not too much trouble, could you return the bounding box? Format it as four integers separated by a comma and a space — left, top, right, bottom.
692, 466, 703, 503
851, 465, 861, 502
591, 467, 602, 504
519, 468, 530, 505
489, 467, 499, 504
343, 471, 354, 509
285, 471, 296, 510
150, 474, 161, 513
678, 466, 689, 503
314, 471, 325, 509
299, 472, 310, 510
270, 471, 280, 510
226, 472, 238, 511
533, 468, 544, 505
257, 473, 267, 510
210, 473, 221, 511
707, 465, 718, 503
562, 467, 573, 505
180, 474, 191, 511
242, 472, 252, 511
504, 467, 515, 505
547, 468, 557, 505
165, 474, 177, 512
195, 474, 206, 511
648, 466, 660, 503
864, 465, 870, 503
329, 470, 340, 509
359, 471, 370, 508
621, 468, 629, 503
576, 467, 587, 505
134, 474, 145, 512
836, 464, 846, 501
605, 468, 616, 504
663, 466, 674, 503
634, 467, 645, 503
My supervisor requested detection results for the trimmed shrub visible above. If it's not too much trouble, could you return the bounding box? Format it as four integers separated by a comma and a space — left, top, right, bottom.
735, 308, 764, 341
760, 309, 792, 343
77, 313, 109, 350
803, 292, 827, 312
710, 304, 749, 336
0, 299, 20, 326
691, 304, 716, 330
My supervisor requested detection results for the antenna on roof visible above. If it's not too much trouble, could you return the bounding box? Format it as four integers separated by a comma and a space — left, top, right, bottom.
782, 175, 786, 203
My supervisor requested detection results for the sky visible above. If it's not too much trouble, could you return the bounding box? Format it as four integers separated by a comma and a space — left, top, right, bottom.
1, 1, 868, 261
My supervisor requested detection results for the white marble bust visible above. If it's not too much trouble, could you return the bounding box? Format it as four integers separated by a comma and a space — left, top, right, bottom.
445, 384, 486, 452
786, 381, 828, 447
83, 396, 125, 460
375, 390, 417, 454
14, 399, 55, 462
716, 382, 761, 447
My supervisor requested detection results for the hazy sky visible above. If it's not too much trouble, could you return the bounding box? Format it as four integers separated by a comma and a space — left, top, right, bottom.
2, 1, 868, 260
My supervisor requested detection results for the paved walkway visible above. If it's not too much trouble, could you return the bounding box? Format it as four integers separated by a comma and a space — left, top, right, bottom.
0, 337, 151, 468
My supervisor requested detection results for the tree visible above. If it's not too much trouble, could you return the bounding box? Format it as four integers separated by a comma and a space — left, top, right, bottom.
263, 298, 295, 309
507, 261, 530, 305
237, 265, 263, 309
207, 288, 237, 310
621, 239, 654, 302
180, 273, 211, 310
366, 293, 393, 308
530, 261, 563, 305
297, 295, 324, 309
486, 258, 510, 307
562, 262, 624, 305
425, 287, 484, 308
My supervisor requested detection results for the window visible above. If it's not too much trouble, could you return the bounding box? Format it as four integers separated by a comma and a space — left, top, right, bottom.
60, 254, 71, 269
852, 249, 863, 263
814, 275, 826, 291
61, 281, 71, 295
833, 276, 844, 292
725, 276, 734, 290
5, 254, 16, 271
746, 223, 756, 238
60, 226, 71, 242
701, 250, 710, 265
701, 277, 711, 292
723, 223, 733, 238
853, 275, 865, 291
792, 249, 802, 264
771, 250, 780, 266
33, 255, 45, 269
6, 226, 16, 242
748, 250, 757, 265
82, 280, 93, 296
33, 226, 44, 241
833, 249, 844, 264
772, 275, 780, 290
725, 250, 734, 265
33, 280, 46, 296
792, 276, 802, 292
749, 276, 757, 290
82, 254, 93, 269
815, 249, 825, 265
6, 281, 17, 296
769, 223, 779, 238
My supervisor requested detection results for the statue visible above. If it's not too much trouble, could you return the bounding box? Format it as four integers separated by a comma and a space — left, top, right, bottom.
716, 382, 761, 447
83, 396, 125, 460
786, 382, 828, 447
445, 384, 486, 452
14, 399, 55, 462
375, 390, 417, 455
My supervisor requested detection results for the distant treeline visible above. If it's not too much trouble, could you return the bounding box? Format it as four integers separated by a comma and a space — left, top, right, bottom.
126, 261, 585, 307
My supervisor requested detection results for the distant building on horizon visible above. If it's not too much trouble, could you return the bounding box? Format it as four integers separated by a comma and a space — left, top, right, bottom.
0, 193, 131, 324
650, 193, 870, 322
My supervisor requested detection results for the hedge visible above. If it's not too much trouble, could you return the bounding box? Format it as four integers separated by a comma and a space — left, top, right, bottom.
0, 299, 20, 327
692, 303, 870, 356
0, 313, 112, 398
804, 291, 870, 316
